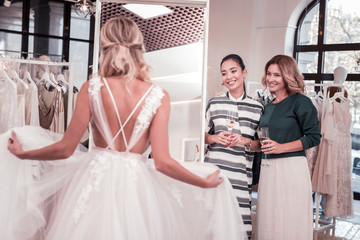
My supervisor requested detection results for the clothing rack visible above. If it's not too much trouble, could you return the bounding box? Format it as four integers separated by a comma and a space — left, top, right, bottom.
305, 82, 346, 235
306, 82, 346, 96
305, 82, 345, 90
0, 49, 65, 58
0, 57, 75, 127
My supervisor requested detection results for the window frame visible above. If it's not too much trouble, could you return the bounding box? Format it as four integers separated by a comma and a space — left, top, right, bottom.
293, 0, 360, 82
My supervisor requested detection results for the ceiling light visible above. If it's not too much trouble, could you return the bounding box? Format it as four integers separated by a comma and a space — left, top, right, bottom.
75, 0, 95, 18
3, 0, 12, 7
123, 4, 173, 19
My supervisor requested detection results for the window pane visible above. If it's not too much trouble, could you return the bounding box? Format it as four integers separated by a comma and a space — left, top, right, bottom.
0, 32, 21, 57
345, 81, 360, 124
30, 1, 64, 37
303, 80, 317, 96
297, 52, 318, 73
28, 36, 63, 61
325, 0, 360, 44
323, 51, 360, 73
346, 81, 360, 193
70, 6, 90, 40
0, 1, 23, 31
69, 41, 89, 88
298, 4, 319, 45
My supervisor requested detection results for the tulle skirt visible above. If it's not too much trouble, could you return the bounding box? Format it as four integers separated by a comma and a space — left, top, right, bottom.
0, 126, 246, 240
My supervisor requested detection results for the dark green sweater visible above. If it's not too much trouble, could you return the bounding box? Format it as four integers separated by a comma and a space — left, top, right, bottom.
259, 93, 321, 159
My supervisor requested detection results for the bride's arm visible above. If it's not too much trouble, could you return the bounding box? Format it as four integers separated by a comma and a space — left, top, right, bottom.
149, 91, 223, 188
8, 82, 91, 160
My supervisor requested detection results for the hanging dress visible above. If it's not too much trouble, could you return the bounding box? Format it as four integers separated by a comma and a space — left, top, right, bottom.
306, 96, 323, 178
312, 93, 353, 218
0, 71, 17, 133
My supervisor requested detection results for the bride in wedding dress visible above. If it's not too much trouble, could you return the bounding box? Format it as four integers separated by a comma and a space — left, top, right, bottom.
3, 17, 246, 240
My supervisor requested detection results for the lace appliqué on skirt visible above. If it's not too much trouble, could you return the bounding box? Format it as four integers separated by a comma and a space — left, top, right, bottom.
72, 153, 110, 223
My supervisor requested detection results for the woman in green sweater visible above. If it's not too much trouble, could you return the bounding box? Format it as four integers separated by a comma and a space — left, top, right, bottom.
255, 55, 321, 240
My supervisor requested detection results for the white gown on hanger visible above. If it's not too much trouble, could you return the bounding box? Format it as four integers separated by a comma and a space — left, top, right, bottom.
0, 76, 246, 240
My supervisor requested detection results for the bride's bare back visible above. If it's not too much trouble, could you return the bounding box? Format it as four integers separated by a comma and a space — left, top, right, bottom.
92, 76, 155, 153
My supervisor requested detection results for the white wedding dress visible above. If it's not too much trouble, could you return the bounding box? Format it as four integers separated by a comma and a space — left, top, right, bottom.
0, 76, 246, 240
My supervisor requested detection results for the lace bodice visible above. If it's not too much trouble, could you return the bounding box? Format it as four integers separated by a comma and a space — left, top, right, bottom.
88, 76, 164, 152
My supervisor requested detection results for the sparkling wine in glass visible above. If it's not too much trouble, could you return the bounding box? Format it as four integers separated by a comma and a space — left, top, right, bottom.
225, 111, 236, 132
259, 127, 270, 158
259, 127, 269, 145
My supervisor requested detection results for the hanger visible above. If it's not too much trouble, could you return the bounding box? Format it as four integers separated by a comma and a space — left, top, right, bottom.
307, 89, 317, 99
23, 71, 35, 85
316, 90, 323, 99
40, 72, 61, 92
50, 72, 66, 92
0, 69, 17, 89
9, 70, 29, 90
57, 73, 69, 87
331, 91, 346, 102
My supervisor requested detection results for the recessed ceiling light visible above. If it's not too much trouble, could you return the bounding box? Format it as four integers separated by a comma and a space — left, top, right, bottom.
123, 4, 173, 19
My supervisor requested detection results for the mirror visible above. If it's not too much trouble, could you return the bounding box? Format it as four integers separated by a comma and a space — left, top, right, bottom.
92, 0, 209, 161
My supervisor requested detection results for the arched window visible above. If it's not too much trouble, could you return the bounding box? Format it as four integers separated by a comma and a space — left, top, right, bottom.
294, 0, 360, 81
294, 0, 360, 198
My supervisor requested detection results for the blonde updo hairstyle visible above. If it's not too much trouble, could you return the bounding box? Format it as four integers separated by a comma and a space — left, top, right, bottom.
262, 55, 305, 96
99, 17, 151, 84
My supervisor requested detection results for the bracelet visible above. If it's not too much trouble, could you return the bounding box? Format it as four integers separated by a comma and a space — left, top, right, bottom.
245, 139, 252, 151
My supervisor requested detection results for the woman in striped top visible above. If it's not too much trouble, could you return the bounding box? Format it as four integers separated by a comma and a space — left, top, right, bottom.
204, 54, 263, 239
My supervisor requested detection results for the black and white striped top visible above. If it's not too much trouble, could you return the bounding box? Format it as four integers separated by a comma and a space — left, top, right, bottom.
204, 91, 263, 238
205, 91, 263, 143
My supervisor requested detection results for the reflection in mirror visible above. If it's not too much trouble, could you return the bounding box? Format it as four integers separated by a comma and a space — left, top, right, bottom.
100, 2, 206, 161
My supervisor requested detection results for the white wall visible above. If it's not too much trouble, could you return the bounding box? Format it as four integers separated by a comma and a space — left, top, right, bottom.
207, 0, 256, 98
168, 100, 201, 160
144, 42, 203, 102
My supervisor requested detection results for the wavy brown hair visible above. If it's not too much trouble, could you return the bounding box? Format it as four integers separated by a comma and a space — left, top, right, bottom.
261, 55, 305, 96
99, 17, 151, 84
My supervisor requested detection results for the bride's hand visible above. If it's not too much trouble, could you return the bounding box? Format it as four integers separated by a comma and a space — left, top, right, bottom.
8, 131, 24, 159
204, 169, 223, 188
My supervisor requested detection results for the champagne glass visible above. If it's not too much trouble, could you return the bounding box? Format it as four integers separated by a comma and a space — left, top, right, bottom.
225, 111, 236, 132
259, 127, 270, 158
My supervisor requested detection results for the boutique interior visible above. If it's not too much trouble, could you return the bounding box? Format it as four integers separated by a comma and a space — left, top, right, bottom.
0, 0, 360, 239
